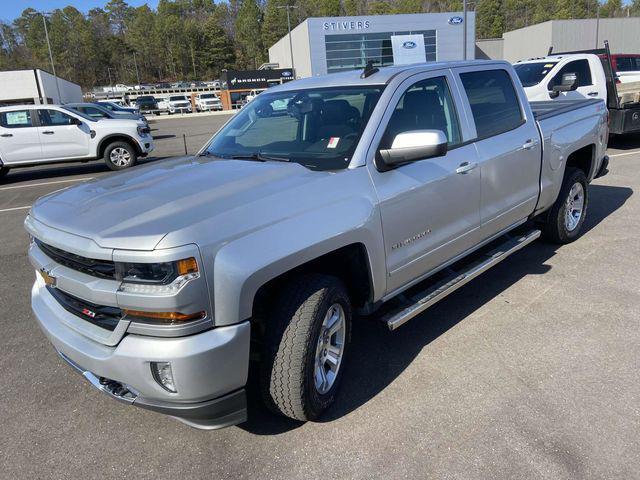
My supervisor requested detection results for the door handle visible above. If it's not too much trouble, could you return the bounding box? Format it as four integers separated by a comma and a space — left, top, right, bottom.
42, 131, 55, 135
456, 162, 478, 174
0, 133, 13, 137
522, 139, 538, 150
587, 91, 598, 96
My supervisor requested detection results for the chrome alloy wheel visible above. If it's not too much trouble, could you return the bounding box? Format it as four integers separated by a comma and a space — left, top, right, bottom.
314, 303, 346, 395
565, 182, 585, 231
110, 147, 132, 167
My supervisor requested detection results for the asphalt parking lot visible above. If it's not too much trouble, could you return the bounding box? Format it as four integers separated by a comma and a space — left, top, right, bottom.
0, 118, 639, 479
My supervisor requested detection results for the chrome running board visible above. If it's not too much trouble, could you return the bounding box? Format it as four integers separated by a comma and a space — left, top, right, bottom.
381, 229, 541, 331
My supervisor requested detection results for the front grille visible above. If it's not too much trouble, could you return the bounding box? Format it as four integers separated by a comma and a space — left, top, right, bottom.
36, 239, 116, 280
47, 286, 121, 331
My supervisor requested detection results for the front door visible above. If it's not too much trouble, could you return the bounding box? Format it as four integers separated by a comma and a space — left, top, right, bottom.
0, 109, 43, 164
37, 109, 91, 161
369, 72, 482, 295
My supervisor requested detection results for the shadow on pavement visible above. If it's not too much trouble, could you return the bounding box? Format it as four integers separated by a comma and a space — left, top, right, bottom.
239, 184, 633, 435
0, 157, 166, 185
608, 133, 640, 150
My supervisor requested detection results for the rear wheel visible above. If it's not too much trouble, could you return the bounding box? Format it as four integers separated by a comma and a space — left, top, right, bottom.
542, 167, 588, 244
104, 141, 137, 171
260, 274, 352, 422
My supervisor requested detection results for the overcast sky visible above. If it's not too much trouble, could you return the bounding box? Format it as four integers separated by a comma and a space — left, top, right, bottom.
2, 0, 160, 22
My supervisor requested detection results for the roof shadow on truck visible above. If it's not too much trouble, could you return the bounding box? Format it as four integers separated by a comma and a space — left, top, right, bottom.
239, 184, 632, 435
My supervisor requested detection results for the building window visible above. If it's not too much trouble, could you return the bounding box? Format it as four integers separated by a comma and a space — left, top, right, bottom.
324, 30, 436, 73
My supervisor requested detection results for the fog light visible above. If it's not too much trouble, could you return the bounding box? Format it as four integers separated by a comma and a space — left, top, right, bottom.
151, 362, 176, 393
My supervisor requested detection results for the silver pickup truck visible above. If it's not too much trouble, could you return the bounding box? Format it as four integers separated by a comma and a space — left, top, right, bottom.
26, 60, 609, 429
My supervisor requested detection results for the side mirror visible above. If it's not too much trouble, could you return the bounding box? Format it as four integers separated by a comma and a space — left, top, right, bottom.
71, 117, 83, 125
378, 130, 448, 168
550, 72, 578, 98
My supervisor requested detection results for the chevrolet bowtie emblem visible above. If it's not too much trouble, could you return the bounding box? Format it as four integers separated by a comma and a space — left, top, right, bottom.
39, 268, 57, 287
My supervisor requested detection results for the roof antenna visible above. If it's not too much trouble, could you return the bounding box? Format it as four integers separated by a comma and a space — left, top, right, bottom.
361, 60, 379, 79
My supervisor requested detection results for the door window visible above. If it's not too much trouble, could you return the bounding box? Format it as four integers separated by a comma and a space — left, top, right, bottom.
38, 109, 77, 126
615, 57, 640, 72
0, 110, 34, 128
460, 69, 524, 139
382, 76, 461, 149
548, 60, 593, 88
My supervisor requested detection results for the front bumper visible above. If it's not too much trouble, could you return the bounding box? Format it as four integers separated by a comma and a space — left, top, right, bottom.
32, 280, 250, 429
135, 135, 155, 155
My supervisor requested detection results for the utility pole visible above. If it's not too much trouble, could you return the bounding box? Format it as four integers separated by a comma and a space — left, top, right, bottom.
107, 67, 113, 98
463, 0, 467, 60
133, 51, 141, 87
277, 5, 298, 77
595, 2, 600, 49
41, 12, 62, 104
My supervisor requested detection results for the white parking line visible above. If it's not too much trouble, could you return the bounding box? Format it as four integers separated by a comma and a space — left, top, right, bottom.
609, 150, 640, 158
0, 205, 31, 213
0, 177, 94, 192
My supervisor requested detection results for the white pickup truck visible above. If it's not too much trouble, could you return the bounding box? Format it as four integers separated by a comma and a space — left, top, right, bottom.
195, 93, 223, 112
0, 105, 154, 178
167, 95, 193, 114
514, 42, 640, 135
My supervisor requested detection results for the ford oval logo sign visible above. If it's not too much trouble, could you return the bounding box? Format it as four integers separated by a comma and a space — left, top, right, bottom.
281, 71, 292, 77
448, 16, 463, 25
402, 41, 417, 49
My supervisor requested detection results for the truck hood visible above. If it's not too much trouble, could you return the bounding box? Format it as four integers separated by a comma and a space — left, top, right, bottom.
31, 157, 329, 251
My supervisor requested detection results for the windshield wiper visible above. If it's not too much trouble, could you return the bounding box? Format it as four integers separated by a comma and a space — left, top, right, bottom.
230, 152, 290, 163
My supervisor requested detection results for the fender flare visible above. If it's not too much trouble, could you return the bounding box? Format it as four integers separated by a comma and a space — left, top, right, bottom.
97, 134, 142, 158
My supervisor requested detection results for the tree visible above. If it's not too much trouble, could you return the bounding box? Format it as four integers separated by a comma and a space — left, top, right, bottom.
476, 0, 505, 38
235, 0, 264, 69
202, 14, 236, 77
261, 0, 290, 53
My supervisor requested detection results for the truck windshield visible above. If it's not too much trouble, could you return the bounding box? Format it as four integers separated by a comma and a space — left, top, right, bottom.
203, 86, 384, 171
170, 96, 188, 101
200, 94, 217, 99
514, 62, 558, 87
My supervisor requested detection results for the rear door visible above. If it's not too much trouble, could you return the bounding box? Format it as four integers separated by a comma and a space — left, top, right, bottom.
0, 109, 43, 164
455, 66, 541, 238
37, 109, 91, 161
368, 71, 482, 294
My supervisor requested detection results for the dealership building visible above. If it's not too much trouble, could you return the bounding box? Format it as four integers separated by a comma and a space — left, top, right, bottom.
476, 17, 640, 62
0, 69, 82, 106
269, 12, 476, 78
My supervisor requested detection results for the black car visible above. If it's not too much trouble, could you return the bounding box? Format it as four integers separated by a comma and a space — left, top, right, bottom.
135, 95, 159, 114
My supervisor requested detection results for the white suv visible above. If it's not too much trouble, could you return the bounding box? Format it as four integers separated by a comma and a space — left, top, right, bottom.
0, 105, 154, 178
167, 95, 192, 114
195, 93, 223, 112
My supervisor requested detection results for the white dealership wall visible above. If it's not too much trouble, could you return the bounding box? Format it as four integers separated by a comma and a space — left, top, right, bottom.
0, 69, 82, 105
269, 12, 476, 78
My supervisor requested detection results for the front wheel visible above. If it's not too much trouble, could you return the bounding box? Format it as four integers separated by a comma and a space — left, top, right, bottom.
542, 167, 588, 244
260, 274, 352, 422
104, 141, 137, 171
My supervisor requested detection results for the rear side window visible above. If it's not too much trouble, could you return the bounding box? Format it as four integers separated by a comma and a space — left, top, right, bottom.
615, 57, 640, 72
460, 69, 524, 139
549, 60, 592, 88
0, 110, 33, 128
39, 109, 75, 126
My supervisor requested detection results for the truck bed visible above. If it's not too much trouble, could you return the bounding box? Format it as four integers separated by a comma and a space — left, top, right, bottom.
530, 99, 602, 121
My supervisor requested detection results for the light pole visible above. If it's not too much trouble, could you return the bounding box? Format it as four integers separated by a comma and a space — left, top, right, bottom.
463, 0, 467, 60
133, 51, 141, 87
41, 12, 62, 104
107, 67, 114, 98
277, 5, 298, 77
595, 2, 600, 48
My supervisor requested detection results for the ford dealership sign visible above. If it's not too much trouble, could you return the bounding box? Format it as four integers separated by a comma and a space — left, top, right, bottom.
448, 16, 463, 25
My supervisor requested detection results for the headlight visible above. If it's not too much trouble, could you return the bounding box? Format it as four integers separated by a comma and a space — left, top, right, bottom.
117, 257, 199, 294
137, 125, 150, 136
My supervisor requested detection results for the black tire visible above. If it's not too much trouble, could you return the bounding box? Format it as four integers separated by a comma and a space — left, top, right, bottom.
103, 141, 138, 171
542, 167, 588, 244
260, 274, 352, 422
0, 166, 9, 179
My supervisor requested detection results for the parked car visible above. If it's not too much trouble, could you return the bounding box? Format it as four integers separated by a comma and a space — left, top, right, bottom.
24, 60, 608, 429
167, 95, 192, 114
514, 42, 640, 135
66, 103, 149, 126
195, 93, 223, 112
132, 95, 159, 116
0, 104, 153, 177
606, 53, 640, 84
205, 80, 221, 89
